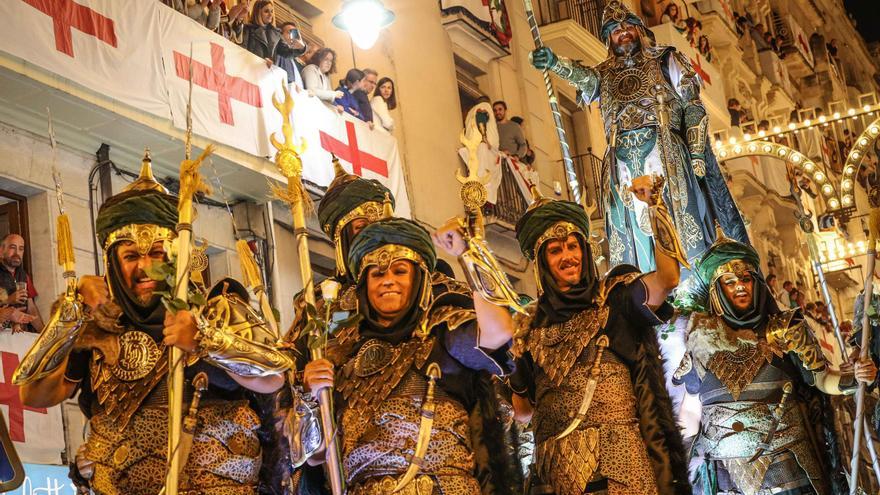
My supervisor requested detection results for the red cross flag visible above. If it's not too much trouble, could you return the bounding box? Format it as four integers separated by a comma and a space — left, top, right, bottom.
0, 331, 65, 465
160, 7, 286, 157
0, 0, 170, 118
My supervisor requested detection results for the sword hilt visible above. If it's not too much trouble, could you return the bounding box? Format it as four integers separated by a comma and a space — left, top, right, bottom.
590, 335, 610, 377
774, 382, 793, 419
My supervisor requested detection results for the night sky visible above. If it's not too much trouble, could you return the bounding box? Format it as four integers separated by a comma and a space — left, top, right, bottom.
844, 0, 880, 43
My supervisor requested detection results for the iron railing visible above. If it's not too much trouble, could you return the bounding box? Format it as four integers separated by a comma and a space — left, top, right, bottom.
536, 0, 605, 38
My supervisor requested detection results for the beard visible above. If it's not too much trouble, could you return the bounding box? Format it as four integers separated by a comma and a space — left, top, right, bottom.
612, 39, 640, 56
3, 256, 21, 267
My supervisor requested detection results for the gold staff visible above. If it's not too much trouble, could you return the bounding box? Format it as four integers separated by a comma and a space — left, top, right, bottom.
269, 83, 345, 495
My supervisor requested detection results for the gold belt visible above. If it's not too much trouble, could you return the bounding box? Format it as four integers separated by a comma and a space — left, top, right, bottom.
353, 475, 435, 495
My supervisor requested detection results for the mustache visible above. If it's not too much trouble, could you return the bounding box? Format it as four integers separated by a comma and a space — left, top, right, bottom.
558, 259, 580, 270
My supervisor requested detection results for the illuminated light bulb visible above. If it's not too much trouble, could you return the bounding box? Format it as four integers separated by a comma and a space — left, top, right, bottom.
819, 115, 827, 123
715, 140, 723, 149
849, 108, 856, 115
791, 154, 801, 163
728, 137, 737, 144
829, 198, 840, 209
734, 145, 743, 154
719, 150, 728, 158
748, 144, 757, 152
864, 105, 871, 111
822, 184, 833, 195
845, 166, 855, 174
777, 148, 787, 157
843, 179, 853, 190
804, 161, 814, 171
744, 133, 752, 141
788, 123, 796, 130
871, 126, 880, 135
843, 195, 853, 206
853, 152, 861, 159
861, 138, 869, 146
758, 130, 766, 137
833, 112, 840, 119
848, 242, 854, 249
858, 240, 866, 248
332, 0, 395, 50
804, 119, 812, 126
773, 126, 781, 133
814, 171, 825, 182
762, 144, 772, 153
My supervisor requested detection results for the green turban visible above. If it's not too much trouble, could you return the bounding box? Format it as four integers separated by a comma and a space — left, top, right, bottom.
347, 218, 436, 281
696, 237, 761, 288
317, 175, 394, 238
96, 189, 178, 250
515, 200, 590, 260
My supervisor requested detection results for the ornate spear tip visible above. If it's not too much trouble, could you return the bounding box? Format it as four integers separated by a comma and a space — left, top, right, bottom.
382, 192, 394, 219
331, 154, 346, 178
124, 147, 169, 194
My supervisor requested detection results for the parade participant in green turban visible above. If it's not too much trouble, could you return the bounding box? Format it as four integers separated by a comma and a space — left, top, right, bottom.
530, 0, 748, 274
16, 152, 288, 495
299, 217, 516, 494
673, 225, 877, 495
508, 176, 691, 495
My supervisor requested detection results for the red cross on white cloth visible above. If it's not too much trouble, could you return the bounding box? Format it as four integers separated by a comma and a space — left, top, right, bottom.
20, 0, 117, 57
173, 42, 263, 126
320, 121, 389, 177
0, 351, 48, 442
690, 54, 712, 85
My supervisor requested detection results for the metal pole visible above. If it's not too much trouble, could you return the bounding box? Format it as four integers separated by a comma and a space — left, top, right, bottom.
850, 214, 877, 495
807, 235, 846, 358
522, 0, 581, 204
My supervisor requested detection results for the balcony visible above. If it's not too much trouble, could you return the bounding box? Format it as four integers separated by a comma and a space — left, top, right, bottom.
534, 0, 607, 66
440, 0, 510, 65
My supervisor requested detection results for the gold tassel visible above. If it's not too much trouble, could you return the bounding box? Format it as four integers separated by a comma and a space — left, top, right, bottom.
236, 239, 262, 290
56, 213, 75, 271
178, 145, 215, 213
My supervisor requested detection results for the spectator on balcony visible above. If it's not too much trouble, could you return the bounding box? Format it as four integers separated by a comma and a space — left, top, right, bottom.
493, 101, 527, 160
510, 116, 536, 166
827, 39, 840, 61
684, 17, 701, 48
241, 0, 281, 66
215, 1, 248, 43
371, 76, 397, 132
303, 47, 343, 109
0, 234, 42, 333
354, 68, 378, 127
171, 0, 221, 30
697, 35, 713, 62
336, 69, 367, 120
660, 4, 686, 33
275, 21, 307, 90
734, 12, 748, 37
751, 22, 769, 50
728, 98, 746, 127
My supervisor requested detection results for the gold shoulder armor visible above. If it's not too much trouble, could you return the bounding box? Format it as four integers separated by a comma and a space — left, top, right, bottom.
510, 301, 538, 358
197, 282, 293, 377
766, 310, 825, 372
427, 305, 476, 332
595, 271, 641, 307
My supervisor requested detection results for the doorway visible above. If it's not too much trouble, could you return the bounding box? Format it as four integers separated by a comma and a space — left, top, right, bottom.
0, 189, 31, 276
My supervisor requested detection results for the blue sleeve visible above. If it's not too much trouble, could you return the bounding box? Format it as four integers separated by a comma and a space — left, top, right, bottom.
441, 321, 513, 376
623, 276, 674, 327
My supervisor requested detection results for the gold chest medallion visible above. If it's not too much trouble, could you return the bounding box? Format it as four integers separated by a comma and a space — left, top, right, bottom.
111, 331, 161, 381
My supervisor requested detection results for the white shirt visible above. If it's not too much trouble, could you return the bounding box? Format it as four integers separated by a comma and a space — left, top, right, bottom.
370, 95, 394, 132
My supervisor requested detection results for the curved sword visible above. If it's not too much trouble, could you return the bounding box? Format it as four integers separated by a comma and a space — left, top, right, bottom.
748, 381, 793, 462
393, 363, 442, 493
556, 335, 609, 440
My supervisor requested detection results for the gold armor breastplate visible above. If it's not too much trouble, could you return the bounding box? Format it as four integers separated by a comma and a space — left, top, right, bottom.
341, 371, 476, 488
598, 54, 681, 134
533, 344, 658, 495
90, 330, 169, 430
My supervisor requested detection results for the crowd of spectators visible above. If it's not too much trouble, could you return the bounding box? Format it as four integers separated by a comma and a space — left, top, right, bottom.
162, 0, 399, 133
733, 11, 786, 59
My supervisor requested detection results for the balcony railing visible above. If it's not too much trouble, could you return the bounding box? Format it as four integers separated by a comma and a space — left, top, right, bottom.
536, 0, 604, 38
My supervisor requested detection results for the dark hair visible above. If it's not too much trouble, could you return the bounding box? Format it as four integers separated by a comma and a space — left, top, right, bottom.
341, 68, 365, 88
510, 116, 524, 125
280, 21, 297, 30
663, 3, 679, 20
728, 98, 740, 106
766, 273, 777, 283
492, 100, 507, 109
309, 47, 337, 74
249, 0, 274, 26
373, 77, 397, 110
783, 280, 793, 287
698, 35, 710, 50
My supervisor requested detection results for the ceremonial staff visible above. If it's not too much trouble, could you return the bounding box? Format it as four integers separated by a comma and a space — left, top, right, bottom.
521, 0, 581, 204
850, 207, 880, 494
166, 48, 214, 494
269, 83, 345, 495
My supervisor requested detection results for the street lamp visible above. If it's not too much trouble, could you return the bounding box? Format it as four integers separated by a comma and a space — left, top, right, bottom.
332, 0, 395, 50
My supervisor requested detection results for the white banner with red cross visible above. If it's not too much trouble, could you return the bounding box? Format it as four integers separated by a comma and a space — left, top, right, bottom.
0, 0, 412, 215
0, 331, 65, 465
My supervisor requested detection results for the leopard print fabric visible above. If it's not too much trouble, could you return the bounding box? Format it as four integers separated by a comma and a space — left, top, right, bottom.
84, 400, 260, 495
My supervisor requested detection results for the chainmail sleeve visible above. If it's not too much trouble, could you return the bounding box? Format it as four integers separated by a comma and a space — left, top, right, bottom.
550, 57, 600, 104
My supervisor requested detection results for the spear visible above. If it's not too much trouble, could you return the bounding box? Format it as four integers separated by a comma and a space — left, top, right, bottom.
521, 0, 581, 204
166, 45, 214, 495
849, 206, 880, 494
269, 83, 345, 495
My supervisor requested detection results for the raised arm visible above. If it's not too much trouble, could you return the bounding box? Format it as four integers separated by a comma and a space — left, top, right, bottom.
531, 46, 601, 104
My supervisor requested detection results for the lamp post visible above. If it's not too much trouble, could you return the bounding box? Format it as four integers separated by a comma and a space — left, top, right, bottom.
332, 0, 395, 50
